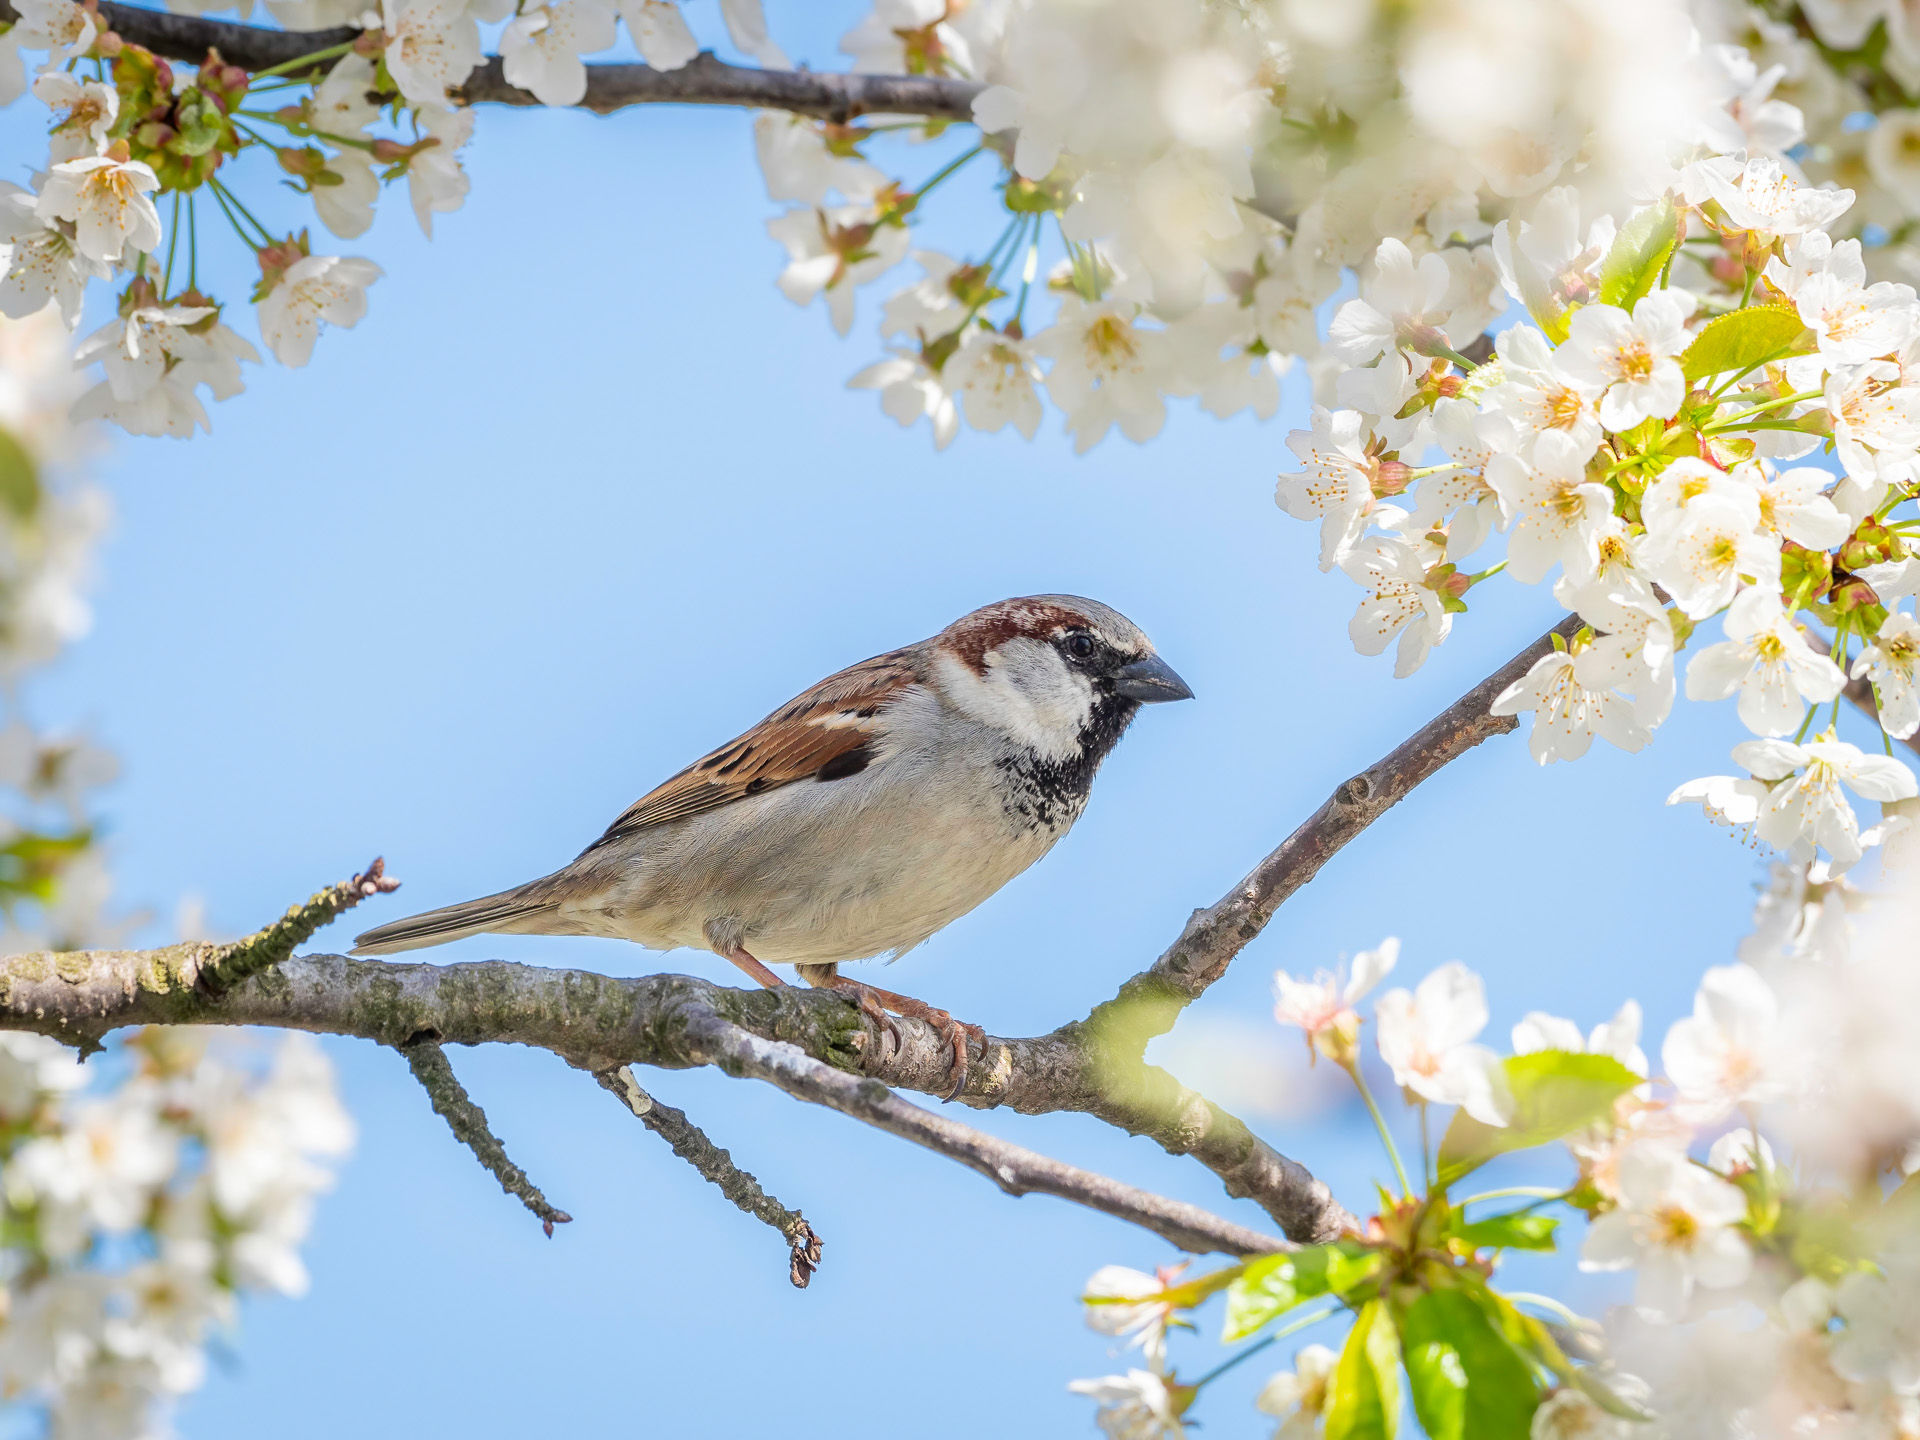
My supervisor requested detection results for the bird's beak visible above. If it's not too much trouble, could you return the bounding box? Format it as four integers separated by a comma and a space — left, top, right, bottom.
1113, 653, 1194, 704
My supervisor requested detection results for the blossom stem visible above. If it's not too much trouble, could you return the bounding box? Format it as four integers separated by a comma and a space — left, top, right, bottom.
1456, 1186, 1564, 1205
1464, 560, 1507, 584
1701, 388, 1823, 432
1192, 1307, 1341, 1389
914, 144, 983, 200
250, 41, 354, 82
1404, 463, 1462, 480
1419, 1102, 1432, 1188
206, 181, 261, 249
1344, 1061, 1411, 1197
162, 191, 181, 295
209, 179, 274, 247
1831, 614, 1850, 732
187, 193, 198, 292
1739, 267, 1759, 309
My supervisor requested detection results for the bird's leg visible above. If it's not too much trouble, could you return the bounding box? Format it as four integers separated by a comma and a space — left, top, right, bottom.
797, 966, 984, 1101
718, 944, 788, 990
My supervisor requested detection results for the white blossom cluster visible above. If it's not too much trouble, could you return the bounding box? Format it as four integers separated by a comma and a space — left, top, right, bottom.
1264, 143, 1920, 880
0, 1027, 353, 1440
1074, 853, 1920, 1439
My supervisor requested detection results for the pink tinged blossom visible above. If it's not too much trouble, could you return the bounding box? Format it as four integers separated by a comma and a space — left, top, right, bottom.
1795, 270, 1919, 367
1825, 361, 1920, 518
1374, 960, 1512, 1125
1484, 428, 1614, 585
1491, 648, 1652, 764
1579, 1142, 1752, 1319
1661, 963, 1786, 1122
1488, 186, 1613, 333
1854, 612, 1920, 740
1556, 290, 1695, 432
1684, 586, 1846, 738
1736, 734, 1919, 871
1273, 936, 1397, 1065
33, 156, 162, 265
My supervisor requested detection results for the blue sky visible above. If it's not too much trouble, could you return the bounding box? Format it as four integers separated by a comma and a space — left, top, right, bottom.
0, 5, 1860, 1433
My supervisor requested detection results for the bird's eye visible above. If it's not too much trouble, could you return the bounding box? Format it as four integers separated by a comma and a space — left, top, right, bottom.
1064, 633, 1096, 661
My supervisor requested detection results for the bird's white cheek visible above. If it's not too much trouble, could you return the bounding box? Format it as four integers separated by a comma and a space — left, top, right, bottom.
932, 643, 1092, 760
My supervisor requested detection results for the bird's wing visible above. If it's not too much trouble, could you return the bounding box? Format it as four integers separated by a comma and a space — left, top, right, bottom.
582, 647, 922, 852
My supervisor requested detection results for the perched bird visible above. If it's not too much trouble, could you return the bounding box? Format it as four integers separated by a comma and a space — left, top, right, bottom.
352, 595, 1191, 1092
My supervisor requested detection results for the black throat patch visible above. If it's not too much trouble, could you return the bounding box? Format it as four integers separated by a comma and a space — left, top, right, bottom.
994, 693, 1142, 832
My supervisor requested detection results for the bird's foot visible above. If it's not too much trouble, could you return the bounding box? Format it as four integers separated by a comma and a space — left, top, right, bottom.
812, 977, 985, 1100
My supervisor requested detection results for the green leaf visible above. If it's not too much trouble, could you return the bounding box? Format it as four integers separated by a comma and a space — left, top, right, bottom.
1438, 1051, 1641, 1186
1681, 305, 1816, 382
1326, 1299, 1403, 1440
1395, 1288, 1540, 1440
1451, 1212, 1559, 1252
0, 425, 37, 520
1222, 1243, 1382, 1342
1597, 200, 1679, 310
1468, 1284, 1653, 1423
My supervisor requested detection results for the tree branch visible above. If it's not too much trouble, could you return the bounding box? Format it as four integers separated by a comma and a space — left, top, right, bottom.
677, 1009, 1289, 1258
0, 1, 985, 122
594, 1064, 821, 1287
401, 1034, 573, 1236
0, 619, 1595, 1248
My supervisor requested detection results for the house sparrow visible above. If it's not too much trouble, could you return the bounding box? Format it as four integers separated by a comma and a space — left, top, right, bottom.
352, 595, 1191, 1093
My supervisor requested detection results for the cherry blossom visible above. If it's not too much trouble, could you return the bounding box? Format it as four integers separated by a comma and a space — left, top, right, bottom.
766, 203, 908, 337
1339, 535, 1453, 677
1555, 291, 1695, 432
0, 186, 106, 325
847, 352, 957, 450
407, 106, 475, 238
32, 156, 162, 266
1684, 585, 1847, 737
501, 0, 618, 108
256, 254, 383, 368
1854, 612, 1920, 739
1035, 296, 1171, 454
30, 74, 117, 166
1512, 999, 1648, 1074
1662, 963, 1787, 1121
1081, 1265, 1182, 1368
619, 0, 699, 69
1374, 960, 1512, 1125
381, 0, 482, 110
1276, 407, 1410, 574
1485, 428, 1616, 584
1695, 154, 1856, 238
1326, 238, 1457, 365
1067, 1369, 1186, 1440
1254, 1346, 1337, 1439
1272, 936, 1397, 1066
1735, 733, 1920, 871
944, 327, 1043, 440
1580, 1142, 1753, 1318
1492, 645, 1653, 764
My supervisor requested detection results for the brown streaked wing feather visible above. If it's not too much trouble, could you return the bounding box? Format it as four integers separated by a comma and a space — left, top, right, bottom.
582, 647, 923, 853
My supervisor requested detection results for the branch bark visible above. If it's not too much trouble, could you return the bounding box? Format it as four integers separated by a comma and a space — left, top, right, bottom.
402, 1035, 573, 1236
594, 1064, 822, 1287
1, 1, 985, 122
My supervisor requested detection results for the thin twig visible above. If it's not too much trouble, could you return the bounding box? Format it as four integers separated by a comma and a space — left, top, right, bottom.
401, 1035, 573, 1236
594, 1065, 820, 1287
0, 0, 985, 123
682, 1011, 1291, 1258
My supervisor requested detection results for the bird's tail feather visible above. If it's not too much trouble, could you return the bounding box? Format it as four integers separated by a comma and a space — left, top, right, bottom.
350, 882, 560, 956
